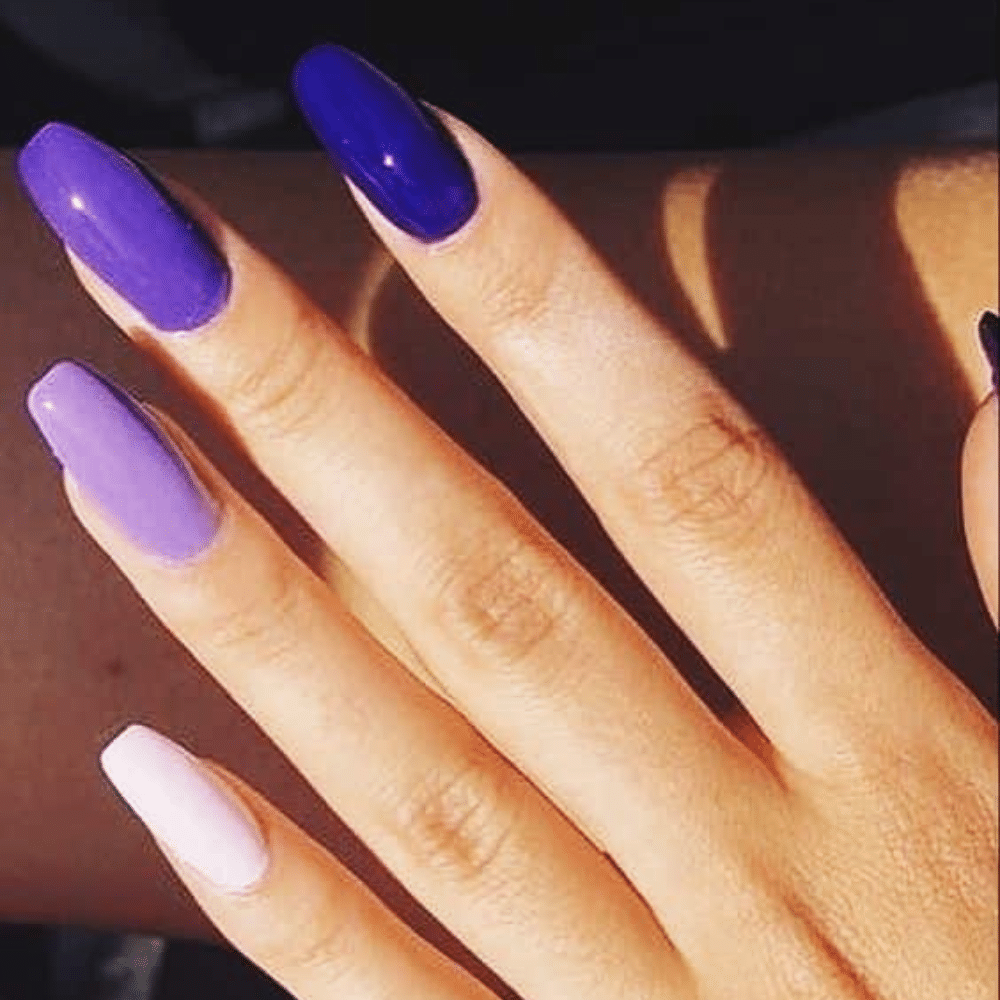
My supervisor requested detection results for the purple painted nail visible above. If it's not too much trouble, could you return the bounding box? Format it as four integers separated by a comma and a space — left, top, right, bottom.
27, 360, 220, 562
293, 45, 478, 242
979, 311, 998, 392
18, 123, 230, 333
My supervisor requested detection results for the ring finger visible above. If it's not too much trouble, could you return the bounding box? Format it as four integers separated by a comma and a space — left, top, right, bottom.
28, 367, 681, 999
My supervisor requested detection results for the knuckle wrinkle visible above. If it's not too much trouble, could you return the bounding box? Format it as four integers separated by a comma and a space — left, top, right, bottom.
625, 409, 779, 544
438, 537, 572, 670
392, 760, 520, 886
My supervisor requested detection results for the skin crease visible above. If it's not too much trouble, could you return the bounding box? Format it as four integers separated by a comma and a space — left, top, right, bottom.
0, 147, 995, 994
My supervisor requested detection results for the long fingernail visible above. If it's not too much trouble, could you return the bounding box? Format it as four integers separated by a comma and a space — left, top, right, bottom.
101, 725, 270, 895
293, 44, 478, 242
979, 311, 998, 392
27, 360, 220, 562
18, 123, 230, 333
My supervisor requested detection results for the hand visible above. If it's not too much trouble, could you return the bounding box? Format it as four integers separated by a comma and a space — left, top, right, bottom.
21, 46, 998, 999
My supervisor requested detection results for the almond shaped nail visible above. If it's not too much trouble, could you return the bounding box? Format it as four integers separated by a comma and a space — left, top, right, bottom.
293, 44, 478, 242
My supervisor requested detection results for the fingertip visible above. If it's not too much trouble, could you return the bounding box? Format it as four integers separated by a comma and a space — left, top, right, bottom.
962, 393, 998, 626
290, 42, 479, 244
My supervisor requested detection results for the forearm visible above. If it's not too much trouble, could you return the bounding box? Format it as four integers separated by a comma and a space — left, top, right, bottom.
0, 146, 995, 943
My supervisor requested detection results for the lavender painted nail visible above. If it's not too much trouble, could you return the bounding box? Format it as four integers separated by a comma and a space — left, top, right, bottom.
18, 123, 230, 332
27, 360, 219, 562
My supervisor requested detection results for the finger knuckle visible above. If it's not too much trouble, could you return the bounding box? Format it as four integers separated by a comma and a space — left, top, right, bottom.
474, 237, 563, 341
389, 755, 522, 887
433, 531, 578, 679
622, 405, 782, 547
225, 305, 333, 443
197, 554, 307, 668
255, 905, 362, 986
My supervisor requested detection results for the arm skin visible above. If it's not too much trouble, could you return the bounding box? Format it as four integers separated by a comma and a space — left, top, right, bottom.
0, 147, 995, 952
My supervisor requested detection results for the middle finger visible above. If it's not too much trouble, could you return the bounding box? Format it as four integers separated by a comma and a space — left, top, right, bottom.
30, 362, 680, 1000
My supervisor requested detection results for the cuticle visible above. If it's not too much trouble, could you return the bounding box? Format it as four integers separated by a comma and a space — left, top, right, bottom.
149, 492, 231, 572
426, 203, 483, 254
146, 229, 233, 338
419, 101, 484, 255
162, 262, 234, 340
192, 757, 274, 896
131, 162, 234, 340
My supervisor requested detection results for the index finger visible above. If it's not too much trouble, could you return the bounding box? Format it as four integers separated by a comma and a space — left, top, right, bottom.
293, 45, 948, 776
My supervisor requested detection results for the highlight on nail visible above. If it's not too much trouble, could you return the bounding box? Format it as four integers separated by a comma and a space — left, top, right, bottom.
293, 44, 479, 242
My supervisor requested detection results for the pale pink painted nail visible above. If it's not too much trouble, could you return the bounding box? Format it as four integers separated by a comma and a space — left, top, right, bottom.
100, 725, 270, 894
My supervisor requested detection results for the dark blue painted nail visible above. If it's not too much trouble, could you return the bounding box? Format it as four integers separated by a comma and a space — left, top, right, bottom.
979, 311, 998, 392
19, 123, 230, 333
293, 44, 478, 243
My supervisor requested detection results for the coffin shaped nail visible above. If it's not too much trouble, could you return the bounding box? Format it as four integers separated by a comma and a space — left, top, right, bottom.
27, 360, 220, 562
19, 123, 230, 332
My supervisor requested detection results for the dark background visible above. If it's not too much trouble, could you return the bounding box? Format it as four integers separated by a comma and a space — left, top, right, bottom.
1, 1, 996, 151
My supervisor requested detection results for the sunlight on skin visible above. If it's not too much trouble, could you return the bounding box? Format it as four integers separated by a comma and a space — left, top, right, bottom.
346, 244, 397, 353
660, 153, 998, 395
895, 155, 999, 393
660, 164, 729, 351
327, 150, 999, 734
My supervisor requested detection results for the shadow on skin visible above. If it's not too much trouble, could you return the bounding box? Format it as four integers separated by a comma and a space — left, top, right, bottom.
363, 149, 997, 725
702, 149, 995, 713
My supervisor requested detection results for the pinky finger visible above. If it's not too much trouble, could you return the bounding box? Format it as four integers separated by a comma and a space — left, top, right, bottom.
100, 724, 497, 1000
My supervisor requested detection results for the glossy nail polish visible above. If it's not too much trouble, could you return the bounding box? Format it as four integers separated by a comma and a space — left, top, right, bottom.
293, 44, 478, 242
101, 725, 270, 894
18, 123, 230, 332
27, 360, 219, 562
979, 311, 998, 392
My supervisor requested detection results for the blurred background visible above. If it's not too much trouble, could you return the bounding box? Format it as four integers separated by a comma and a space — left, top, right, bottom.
0, 0, 996, 151
0, 1, 996, 998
